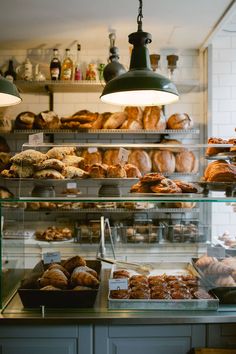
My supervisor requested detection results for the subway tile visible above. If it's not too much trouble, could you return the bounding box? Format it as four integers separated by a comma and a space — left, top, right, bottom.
212, 86, 231, 99
213, 62, 231, 74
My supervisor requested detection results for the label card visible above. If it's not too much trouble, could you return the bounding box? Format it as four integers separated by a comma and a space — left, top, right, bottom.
118, 148, 130, 166
66, 182, 77, 189
207, 245, 225, 258
88, 147, 98, 153
109, 278, 129, 290
28, 132, 44, 145
43, 251, 61, 264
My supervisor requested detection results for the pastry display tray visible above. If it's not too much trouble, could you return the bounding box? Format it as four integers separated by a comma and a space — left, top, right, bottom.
18, 260, 101, 308
130, 193, 202, 198
197, 182, 236, 196
108, 262, 219, 311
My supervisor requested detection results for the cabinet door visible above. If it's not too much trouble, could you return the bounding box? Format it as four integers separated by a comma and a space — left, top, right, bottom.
0, 338, 77, 354
207, 324, 236, 348
95, 324, 205, 354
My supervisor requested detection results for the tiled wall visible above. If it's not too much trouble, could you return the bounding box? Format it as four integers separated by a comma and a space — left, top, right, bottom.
211, 33, 236, 240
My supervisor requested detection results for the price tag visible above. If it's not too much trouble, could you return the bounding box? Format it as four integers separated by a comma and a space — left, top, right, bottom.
88, 147, 98, 153
207, 245, 225, 258
28, 132, 44, 145
43, 252, 61, 265
109, 278, 128, 291
67, 182, 77, 189
118, 148, 130, 166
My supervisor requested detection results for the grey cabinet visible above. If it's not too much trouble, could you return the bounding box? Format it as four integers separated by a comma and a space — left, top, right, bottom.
0, 324, 93, 354
207, 324, 236, 348
95, 324, 206, 354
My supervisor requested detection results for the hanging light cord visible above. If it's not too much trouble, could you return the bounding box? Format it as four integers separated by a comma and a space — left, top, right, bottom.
137, 0, 143, 31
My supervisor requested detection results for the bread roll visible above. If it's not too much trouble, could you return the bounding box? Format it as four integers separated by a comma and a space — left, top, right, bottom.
107, 164, 127, 178
175, 151, 198, 173
14, 111, 35, 129
167, 113, 193, 130
143, 106, 166, 130
124, 163, 142, 178
81, 149, 102, 166
152, 150, 175, 174
128, 150, 152, 174
34, 110, 60, 129
103, 112, 127, 129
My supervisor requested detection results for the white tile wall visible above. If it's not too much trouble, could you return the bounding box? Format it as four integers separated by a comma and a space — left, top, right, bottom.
211, 34, 236, 240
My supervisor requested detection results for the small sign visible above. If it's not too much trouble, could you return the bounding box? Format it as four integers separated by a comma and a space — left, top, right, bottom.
43, 251, 61, 264
207, 245, 225, 258
118, 148, 130, 166
88, 147, 98, 153
109, 278, 128, 291
28, 132, 44, 145
66, 182, 77, 189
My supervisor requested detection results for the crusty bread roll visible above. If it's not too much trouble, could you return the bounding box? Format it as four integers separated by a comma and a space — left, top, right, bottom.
128, 150, 152, 174
143, 106, 166, 130
152, 150, 175, 174
103, 112, 128, 129
175, 151, 198, 173
124, 163, 142, 178
34, 110, 60, 129
167, 113, 193, 130
103, 149, 123, 165
120, 118, 143, 130
80, 149, 102, 167
14, 111, 35, 129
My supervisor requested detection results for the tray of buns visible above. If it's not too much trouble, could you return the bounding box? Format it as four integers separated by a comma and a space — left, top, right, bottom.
18, 257, 101, 308
108, 262, 218, 310
192, 255, 236, 304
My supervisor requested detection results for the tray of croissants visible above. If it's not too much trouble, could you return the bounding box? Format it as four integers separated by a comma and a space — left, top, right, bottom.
18, 255, 101, 308
192, 254, 236, 304
108, 262, 219, 310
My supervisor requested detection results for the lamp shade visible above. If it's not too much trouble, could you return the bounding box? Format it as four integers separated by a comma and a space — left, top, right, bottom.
0, 76, 22, 107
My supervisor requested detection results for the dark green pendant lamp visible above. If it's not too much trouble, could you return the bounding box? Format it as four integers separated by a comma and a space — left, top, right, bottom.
0, 76, 22, 107
100, 0, 179, 107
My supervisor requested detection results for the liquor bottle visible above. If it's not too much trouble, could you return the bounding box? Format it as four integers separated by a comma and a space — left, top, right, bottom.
4, 59, 17, 82
74, 44, 82, 80
50, 48, 61, 80
61, 48, 73, 80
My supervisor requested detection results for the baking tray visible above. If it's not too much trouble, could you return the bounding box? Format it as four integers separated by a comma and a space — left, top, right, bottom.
18, 260, 101, 308
108, 262, 219, 310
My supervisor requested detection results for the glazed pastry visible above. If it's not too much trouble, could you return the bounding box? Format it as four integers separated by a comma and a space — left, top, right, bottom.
129, 288, 150, 299
38, 269, 68, 289
167, 113, 193, 130
124, 164, 142, 178
206, 137, 229, 156
150, 178, 182, 193
70, 269, 99, 288
152, 150, 175, 174
62, 255, 86, 273
204, 160, 236, 182
140, 172, 166, 184
173, 180, 199, 193
128, 150, 152, 174
113, 269, 130, 279
35, 159, 65, 173
143, 106, 166, 130
107, 164, 127, 178
110, 290, 129, 299
130, 181, 152, 193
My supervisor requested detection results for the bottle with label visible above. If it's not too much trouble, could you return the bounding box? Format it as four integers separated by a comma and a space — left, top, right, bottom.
74, 44, 82, 80
61, 48, 73, 80
50, 48, 61, 80
4, 59, 17, 82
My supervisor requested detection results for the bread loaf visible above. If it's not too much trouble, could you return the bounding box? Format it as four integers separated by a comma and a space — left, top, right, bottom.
34, 110, 60, 129
152, 150, 175, 174
14, 111, 35, 129
81, 149, 102, 167
167, 113, 193, 130
143, 106, 166, 130
103, 112, 127, 129
107, 164, 127, 178
103, 149, 123, 165
128, 150, 152, 174
175, 151, 198, 173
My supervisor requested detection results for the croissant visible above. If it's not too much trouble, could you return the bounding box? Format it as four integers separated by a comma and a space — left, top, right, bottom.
73, 266, 98, 279
221, 257, 236, 270
204, 261, 233, 276
70, 269, 99, 288
38, 269, 68, 289
61, 255, 86, 273
47, 263, 70, 278
215, 276, 236, 287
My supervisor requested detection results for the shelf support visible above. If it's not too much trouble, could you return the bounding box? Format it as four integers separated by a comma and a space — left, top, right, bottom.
45, 85, 54, 111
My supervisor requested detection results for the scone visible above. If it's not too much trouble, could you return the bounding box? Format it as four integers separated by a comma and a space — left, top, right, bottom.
10, 149, 47, 165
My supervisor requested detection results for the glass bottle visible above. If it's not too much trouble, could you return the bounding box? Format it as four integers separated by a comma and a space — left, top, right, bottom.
61, 48, 73, 80
74, 44, 82, 80
4, 59, 17, 82
50, 48, 61, 80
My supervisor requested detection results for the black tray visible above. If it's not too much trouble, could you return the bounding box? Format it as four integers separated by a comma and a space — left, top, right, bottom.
18, 260, 101, 308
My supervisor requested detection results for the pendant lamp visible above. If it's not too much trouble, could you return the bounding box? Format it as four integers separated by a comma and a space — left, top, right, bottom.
100, 0, 179, 107
0, 76, 22, 107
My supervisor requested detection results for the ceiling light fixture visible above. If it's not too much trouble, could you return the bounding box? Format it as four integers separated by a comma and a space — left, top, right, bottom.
0, 76, 22, 107
100, 0, 179, 107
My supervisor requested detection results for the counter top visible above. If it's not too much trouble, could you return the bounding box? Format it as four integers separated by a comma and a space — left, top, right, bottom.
1, 270, 236, 325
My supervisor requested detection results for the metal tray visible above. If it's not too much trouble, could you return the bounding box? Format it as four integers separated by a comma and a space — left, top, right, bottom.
18, 260, 101, 308
108, 262, 219, 311
197, 182, 236, 197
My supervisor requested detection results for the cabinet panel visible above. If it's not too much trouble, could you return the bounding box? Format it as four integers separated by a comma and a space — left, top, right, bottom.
207, 324, 236, 348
